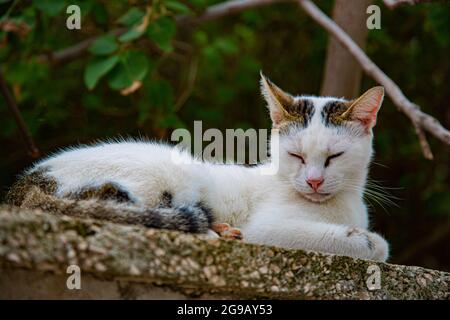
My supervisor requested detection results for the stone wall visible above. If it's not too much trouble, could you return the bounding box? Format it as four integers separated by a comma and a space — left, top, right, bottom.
0, 206, 448, 299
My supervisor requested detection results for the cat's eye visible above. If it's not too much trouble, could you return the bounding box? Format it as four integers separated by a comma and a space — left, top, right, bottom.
288, 152, 305, 164
324, 152, 344, 167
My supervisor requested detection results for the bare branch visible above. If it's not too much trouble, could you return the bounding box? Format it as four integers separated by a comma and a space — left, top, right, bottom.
413, 121, 434, 160
0, 69, 40, 158
298, 0, 450, 158
383, 0, 445, 9
177, 0, 288, 25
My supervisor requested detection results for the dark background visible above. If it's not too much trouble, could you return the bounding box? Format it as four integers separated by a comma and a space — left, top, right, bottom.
1, 0, 449, 271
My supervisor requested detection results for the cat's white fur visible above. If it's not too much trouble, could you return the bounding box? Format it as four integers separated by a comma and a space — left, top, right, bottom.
30, 77, 389, 262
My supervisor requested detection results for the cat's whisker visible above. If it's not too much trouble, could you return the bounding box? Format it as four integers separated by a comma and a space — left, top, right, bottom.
370, 161, 390, 169
345, 185, 399, 212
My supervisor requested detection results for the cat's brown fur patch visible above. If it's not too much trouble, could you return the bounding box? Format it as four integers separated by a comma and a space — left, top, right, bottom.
321, 100, 353, 126
68, 182, 133, 203
20, 185, 138, 224
6, 170, 213, 233
5, 168, 57, 207
277, 99, 315, 134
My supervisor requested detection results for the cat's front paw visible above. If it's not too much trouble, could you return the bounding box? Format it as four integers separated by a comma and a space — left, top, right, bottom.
366, 231, 389, 262
212, 223, 243, 240
346, 227, 389, 262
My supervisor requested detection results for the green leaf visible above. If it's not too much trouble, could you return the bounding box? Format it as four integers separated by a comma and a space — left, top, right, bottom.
108, 51, 151, 90
118, 28, 144, 43
33, 0, 66, 16
147, 17, 176, 52
89, 35, 118, 55
118, 7, 145, 26
84, 55, 119, 90
108, 64, 133, 90
165, 1, 191, 14
118, 7, 147, 43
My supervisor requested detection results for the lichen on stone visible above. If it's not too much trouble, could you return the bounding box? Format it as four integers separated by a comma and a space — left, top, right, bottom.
0, 206, 448, 299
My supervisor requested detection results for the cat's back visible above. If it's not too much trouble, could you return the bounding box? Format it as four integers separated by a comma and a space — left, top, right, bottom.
29, 140, 200, 204
34, 140, 182, 171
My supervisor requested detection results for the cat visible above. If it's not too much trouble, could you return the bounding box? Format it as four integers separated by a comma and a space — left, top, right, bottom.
7, 73, 389, 261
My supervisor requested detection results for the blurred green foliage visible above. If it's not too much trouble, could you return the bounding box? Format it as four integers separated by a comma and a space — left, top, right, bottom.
0, 0, 449, 270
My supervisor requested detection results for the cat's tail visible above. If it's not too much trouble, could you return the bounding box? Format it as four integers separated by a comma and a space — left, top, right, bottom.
133, 203, 214, 233
8, 183, 214, 233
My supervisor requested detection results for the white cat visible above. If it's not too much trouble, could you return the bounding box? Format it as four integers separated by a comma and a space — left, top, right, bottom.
15, 73, 389, 261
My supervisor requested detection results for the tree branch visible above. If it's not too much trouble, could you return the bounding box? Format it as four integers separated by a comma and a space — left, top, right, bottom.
37, 28, 126, 64
298, 0, 450, 158
177, 0, 288, 25
413, 120, 434, 160
39, 0, 287, 64
383, 0, 443, 9
0, 69, 40, 158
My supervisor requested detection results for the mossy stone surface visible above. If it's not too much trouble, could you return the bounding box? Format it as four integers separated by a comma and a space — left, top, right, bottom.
0, 206, 448, 299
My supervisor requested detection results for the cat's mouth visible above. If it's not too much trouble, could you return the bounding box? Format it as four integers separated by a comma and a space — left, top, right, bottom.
302, 192, 332, 203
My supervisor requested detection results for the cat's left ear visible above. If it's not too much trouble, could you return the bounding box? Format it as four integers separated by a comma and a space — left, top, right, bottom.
260, 72, 295, 126
341, 86, 384, 131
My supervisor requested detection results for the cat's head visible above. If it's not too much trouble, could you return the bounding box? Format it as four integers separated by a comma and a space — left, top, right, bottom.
261, 73, 384, 203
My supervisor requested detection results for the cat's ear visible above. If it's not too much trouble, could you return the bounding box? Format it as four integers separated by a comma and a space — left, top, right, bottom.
260, 72, 295, 126
340, 86, 384, 131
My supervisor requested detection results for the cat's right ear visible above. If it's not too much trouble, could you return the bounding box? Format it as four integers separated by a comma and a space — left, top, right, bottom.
260, 72, 295, 126
340, 86, 384, 132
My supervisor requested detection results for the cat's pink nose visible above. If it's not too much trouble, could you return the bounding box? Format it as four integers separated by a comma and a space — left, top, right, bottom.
306, 178, 324, 191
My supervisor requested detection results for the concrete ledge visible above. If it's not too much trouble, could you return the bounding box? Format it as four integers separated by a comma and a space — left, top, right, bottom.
0, 206, 448, 299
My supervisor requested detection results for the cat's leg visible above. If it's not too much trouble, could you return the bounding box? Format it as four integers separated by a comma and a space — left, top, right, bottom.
242, 218, 389, 262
